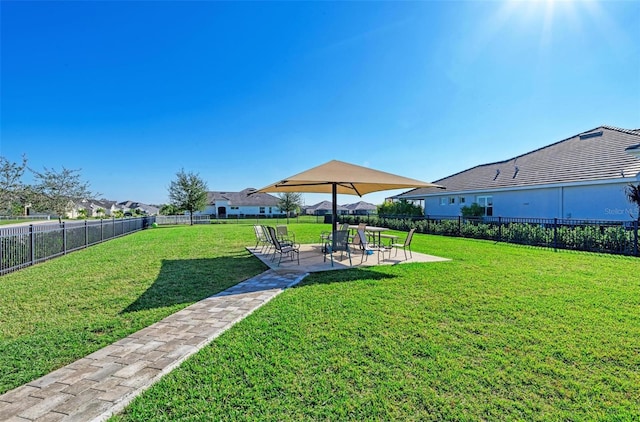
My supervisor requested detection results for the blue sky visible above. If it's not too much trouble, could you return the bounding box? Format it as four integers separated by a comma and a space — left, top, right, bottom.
1, 0, 639, 207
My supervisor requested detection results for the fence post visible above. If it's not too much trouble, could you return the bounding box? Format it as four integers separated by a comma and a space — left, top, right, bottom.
553, 218, 558, 252
458, 216, 461, 236
427, 215, 430, 233
498, 216, 502, 242
30, 224, 35, 266
634, 220, 639, 257
85, 220, 88, 248
62, 222, 67, 255
101, 219, 104, 242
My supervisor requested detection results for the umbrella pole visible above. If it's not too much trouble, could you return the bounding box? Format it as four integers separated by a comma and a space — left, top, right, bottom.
332, 183, 338, 233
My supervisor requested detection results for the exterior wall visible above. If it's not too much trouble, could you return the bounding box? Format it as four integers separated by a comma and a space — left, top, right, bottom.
422, 181, 637, 221
563, 183, 635, 220
203, 203, 281, 216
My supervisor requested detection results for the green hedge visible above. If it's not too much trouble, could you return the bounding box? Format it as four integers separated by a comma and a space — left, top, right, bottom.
340, 215, 639, 256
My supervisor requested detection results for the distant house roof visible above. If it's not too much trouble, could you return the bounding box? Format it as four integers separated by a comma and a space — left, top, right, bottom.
207, 188, 280, 207
342, 201, 377, 211
399, 125, 640, 197
93, 199, 118, 209
118, 201, 159, 215
305, 200, 348, 212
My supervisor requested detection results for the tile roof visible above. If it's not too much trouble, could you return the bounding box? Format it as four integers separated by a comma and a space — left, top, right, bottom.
207, 188, 280, 207
400, 126, 640, 197
342, 201, 377, 211
305, 200, 348, 212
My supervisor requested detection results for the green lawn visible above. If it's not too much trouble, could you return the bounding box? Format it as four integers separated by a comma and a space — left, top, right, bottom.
0, 224, 267, 393
1, 224, 639, 420
115, 227, 640, 421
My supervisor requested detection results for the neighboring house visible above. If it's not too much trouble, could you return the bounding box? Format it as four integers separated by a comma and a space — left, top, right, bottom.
304, 201, 349, 216
68, 199, 156, 218
342, 201, 377, 215
90, 200, 119, 217
203, 188, 282, 218
118, 201, 160, 216
397, 126, 640, 221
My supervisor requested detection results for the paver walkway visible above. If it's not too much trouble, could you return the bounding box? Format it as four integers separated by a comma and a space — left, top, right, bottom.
0, 269, 308, 422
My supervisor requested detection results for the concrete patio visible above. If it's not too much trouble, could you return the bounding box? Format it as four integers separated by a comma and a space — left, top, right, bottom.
247, 243, 450, 272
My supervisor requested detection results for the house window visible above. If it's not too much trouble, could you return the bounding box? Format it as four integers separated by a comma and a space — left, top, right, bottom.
459, 197, 466, 204
269, 207, 272, 214
230, 206, 239, 210
440, 197, 447, 206
476, 196, 493, 216
259, 207, 265, 214
448, 197, 456, 205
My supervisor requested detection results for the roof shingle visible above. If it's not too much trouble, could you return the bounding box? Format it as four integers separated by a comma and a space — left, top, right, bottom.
207, 188, 280, 206
401, 126, 640, 197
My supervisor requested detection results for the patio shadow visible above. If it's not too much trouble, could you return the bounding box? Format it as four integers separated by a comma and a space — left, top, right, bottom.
121, 253, 266, 313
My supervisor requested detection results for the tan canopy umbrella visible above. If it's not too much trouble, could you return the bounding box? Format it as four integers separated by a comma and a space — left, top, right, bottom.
254, 160, 444, 231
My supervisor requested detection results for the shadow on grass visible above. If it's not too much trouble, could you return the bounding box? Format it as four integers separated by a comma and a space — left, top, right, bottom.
121, 252, 267, 313
296, 267, 398, 288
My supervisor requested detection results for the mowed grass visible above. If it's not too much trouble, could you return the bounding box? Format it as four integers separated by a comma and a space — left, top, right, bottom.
2, 223, 639, 420
0, 224, 267, 393
112, 227, 640, 421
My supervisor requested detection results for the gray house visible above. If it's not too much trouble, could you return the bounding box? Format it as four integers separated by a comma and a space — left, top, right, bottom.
398, 126, 640, 221
343, 201, 377, 215
303, 200, 349, 216
203, 188, 282, 218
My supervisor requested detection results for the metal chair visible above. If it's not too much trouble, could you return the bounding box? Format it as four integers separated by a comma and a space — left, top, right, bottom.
323, 229, 352, 267
253, 225, 270, 251
276, 225, 295, 244
266, 226, 300, 266
391, 228, 416, 260
356, 229, 391, 264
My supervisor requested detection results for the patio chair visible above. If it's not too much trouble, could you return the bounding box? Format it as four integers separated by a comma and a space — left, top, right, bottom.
356, 229, 391, 264
323, 229, 352, 267
261, 225, 275, 258
253, 225, 270, 251
391, 228, 416, 260
266, 226, 300, 266
276, 225, 295, 244
320, 223, 351, 248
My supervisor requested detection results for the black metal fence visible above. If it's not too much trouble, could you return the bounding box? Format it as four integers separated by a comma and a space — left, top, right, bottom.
340, 214, 640, 257
0, 217, 155, 275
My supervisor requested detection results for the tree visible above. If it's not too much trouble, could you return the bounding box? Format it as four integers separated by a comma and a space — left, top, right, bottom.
626, 183, 640, 222
277, 192, 303, 223
377, 199, 423, 216
0, 155, 28, 215
160, 203, 181, 215
30, 166, 97, 223
168, 169, 208, 225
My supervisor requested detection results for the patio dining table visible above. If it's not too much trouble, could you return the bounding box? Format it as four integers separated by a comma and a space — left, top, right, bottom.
348, 225, 398, 245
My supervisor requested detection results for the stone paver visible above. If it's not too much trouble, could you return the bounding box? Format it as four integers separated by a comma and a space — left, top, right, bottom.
0, 269, 307, 422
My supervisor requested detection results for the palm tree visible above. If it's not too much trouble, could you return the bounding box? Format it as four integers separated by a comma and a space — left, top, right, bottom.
626, 183, 640, 221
